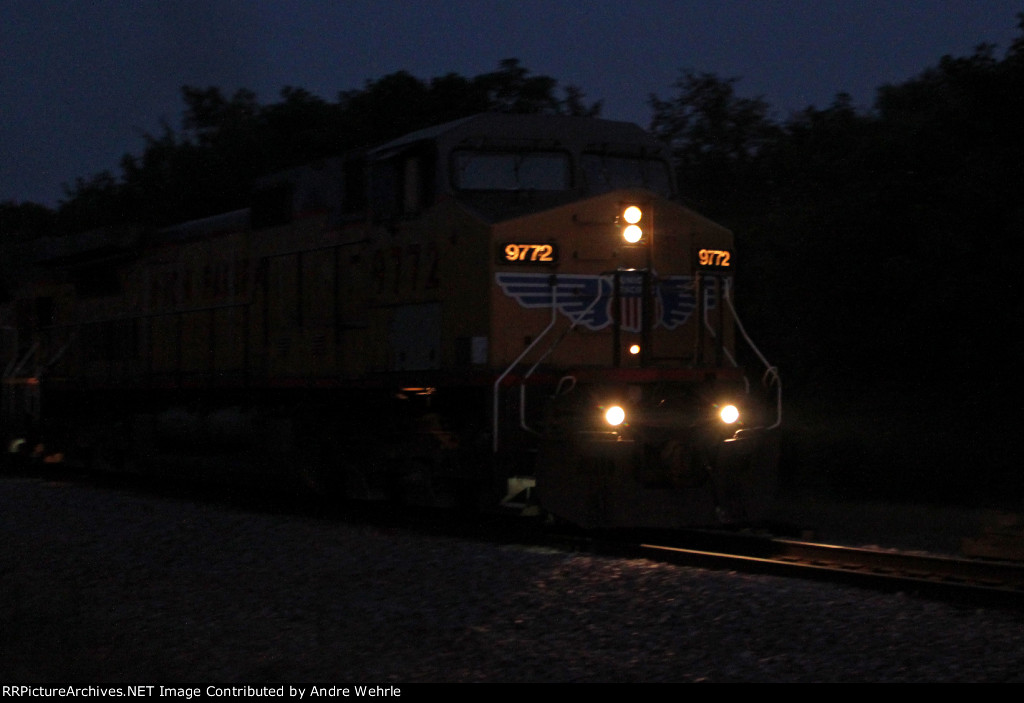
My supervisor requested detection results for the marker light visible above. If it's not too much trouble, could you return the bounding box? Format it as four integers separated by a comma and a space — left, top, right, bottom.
604, 406, 626, 426
719, 405, 740, 424
628, 344, 641, 355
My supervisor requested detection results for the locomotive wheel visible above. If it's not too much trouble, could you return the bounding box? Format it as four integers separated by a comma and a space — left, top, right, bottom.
84, 419, 135, 474
385, 440, 460, 508
296, 426, 351, 500
712, 429, 780, 523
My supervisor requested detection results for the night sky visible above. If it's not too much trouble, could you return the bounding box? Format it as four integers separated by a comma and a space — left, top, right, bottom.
3, 0, 1022, 207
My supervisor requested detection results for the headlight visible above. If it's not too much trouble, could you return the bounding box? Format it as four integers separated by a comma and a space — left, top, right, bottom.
604, 405, 626, 426
622, 225, 642, 244
719, 404, 740, 424
620, 206, 643, 243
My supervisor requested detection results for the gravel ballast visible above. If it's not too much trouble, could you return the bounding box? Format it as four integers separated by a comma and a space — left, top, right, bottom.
1, 474, 1022, 683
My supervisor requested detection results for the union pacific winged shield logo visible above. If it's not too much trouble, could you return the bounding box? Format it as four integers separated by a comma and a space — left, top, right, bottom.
495, 273, 719, 331
495, 274, 615, 329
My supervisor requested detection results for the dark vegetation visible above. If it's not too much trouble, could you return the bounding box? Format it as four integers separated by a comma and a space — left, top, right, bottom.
2, 59, 598, 235
3, 18, 1024, 505
657, 28, 1024, 503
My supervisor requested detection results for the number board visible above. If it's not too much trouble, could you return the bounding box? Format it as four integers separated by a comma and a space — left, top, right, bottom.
499, 242, 559, 266
696, 248, 733, 271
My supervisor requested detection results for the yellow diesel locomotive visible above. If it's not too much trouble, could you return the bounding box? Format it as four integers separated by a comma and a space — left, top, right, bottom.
1, 113, 779, 528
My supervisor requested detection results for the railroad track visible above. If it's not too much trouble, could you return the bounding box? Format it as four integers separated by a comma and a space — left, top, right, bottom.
592, 530, 1024, 609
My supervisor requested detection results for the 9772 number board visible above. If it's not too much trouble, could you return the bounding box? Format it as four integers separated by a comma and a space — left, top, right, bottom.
696, 248, 733, 271
498, 242, 559, 266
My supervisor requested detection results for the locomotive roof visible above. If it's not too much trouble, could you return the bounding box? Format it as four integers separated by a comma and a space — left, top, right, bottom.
370, 113, 674, 223
369, 112, 668, 159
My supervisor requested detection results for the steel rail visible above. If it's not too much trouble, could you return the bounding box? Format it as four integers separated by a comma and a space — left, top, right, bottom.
620, 537, 1024, 609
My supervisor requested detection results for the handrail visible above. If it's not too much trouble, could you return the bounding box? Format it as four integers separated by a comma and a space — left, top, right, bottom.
5, 341, 39, 380
723, 278, 782, 429
517, 276, 609, 435
697, 276, 749, 394
492, 280, 560, 453
1, 325, 17, 379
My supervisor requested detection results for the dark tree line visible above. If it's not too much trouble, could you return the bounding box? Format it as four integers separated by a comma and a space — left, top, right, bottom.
27, 59, 599, 233
646, 17, 1024, 498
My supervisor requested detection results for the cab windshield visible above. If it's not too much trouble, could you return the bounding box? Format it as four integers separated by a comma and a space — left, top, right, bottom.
453, 150, 570, 191
582, 153, 673, 196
